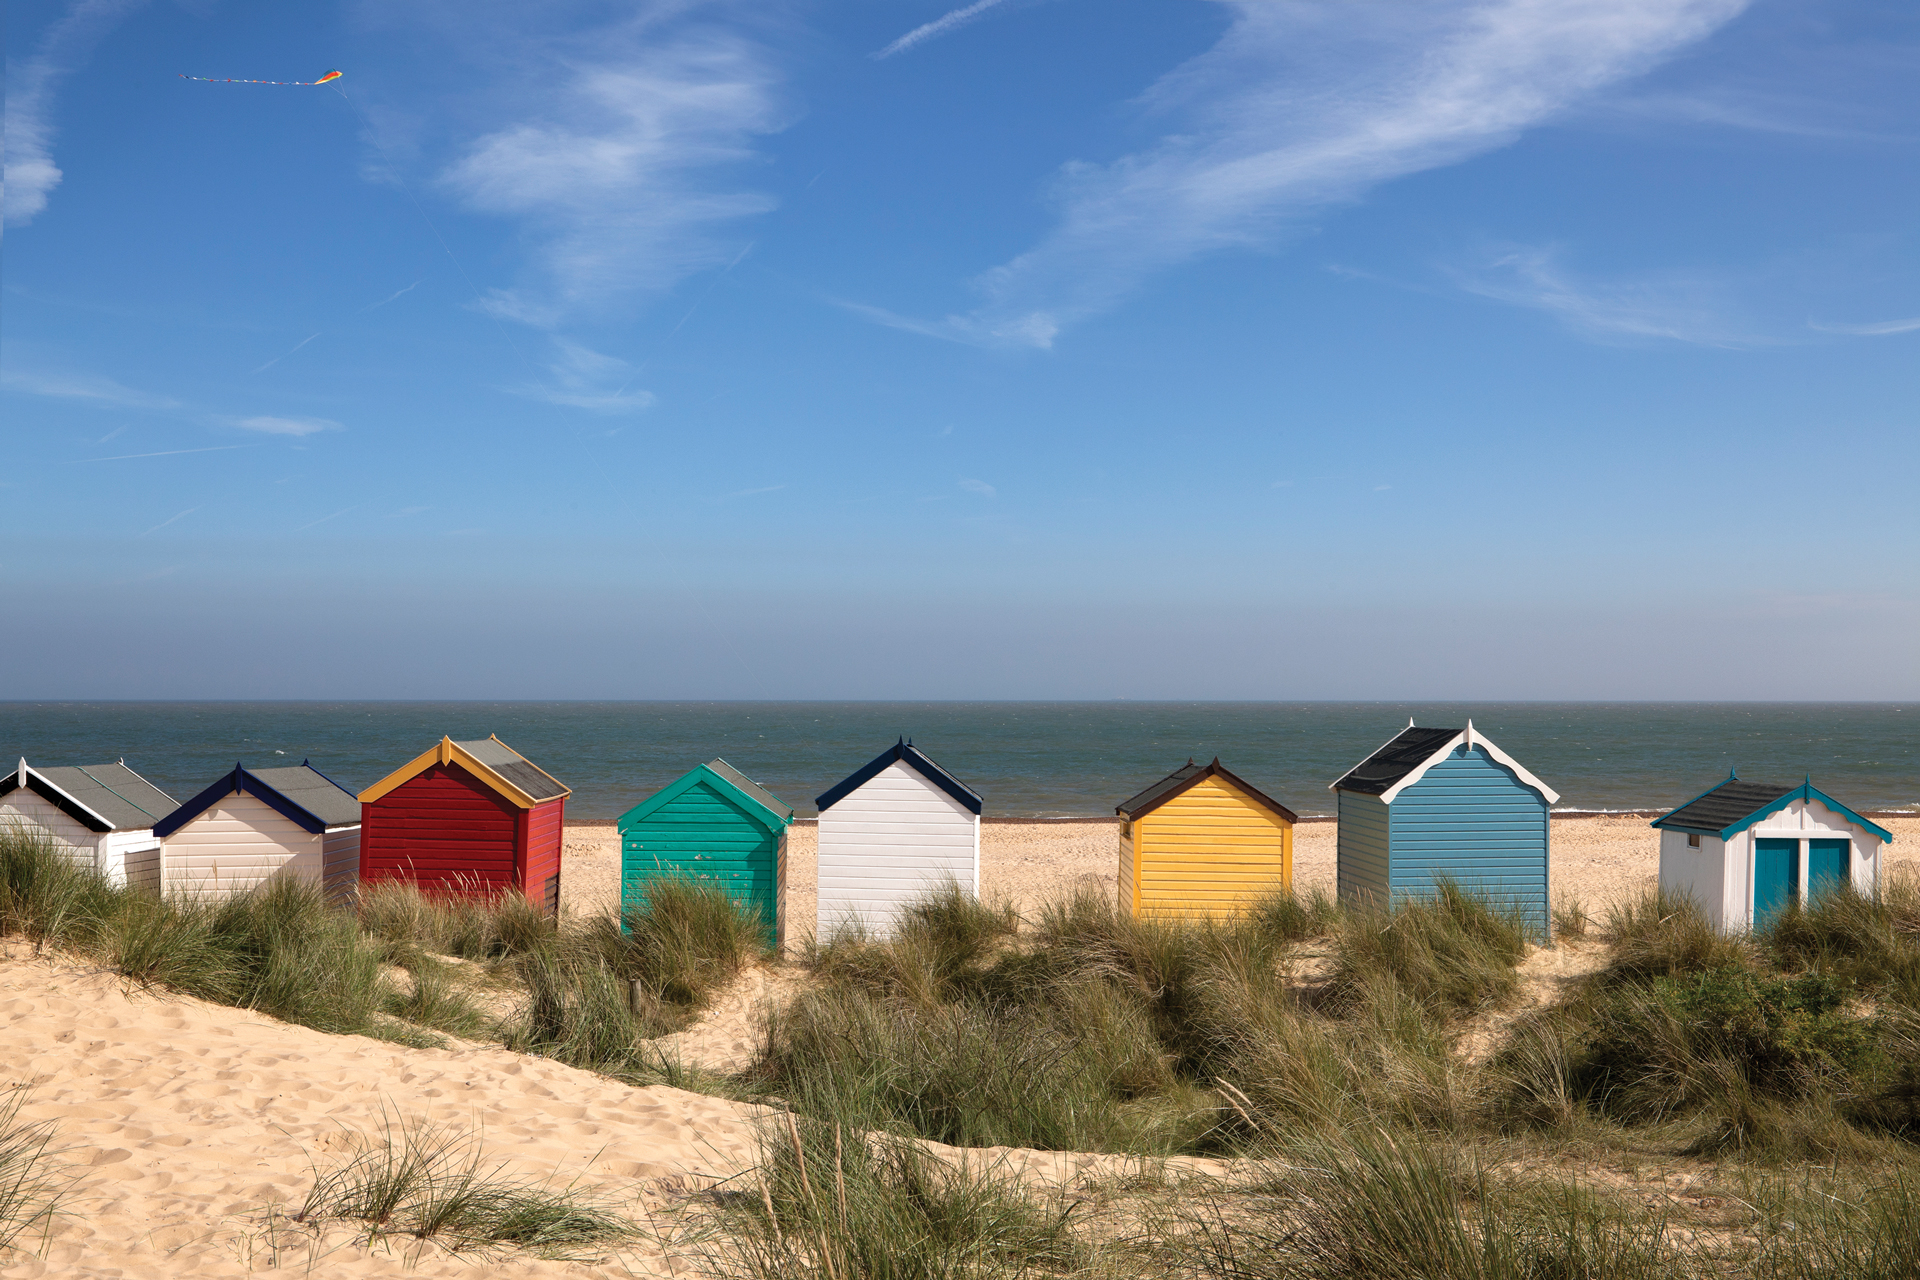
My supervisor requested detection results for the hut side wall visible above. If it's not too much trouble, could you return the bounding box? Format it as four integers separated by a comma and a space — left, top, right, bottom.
1386, 745, 1549, 936
817, 760, 979, 940
361, 762, 519, 897
1118, 820, 1137, 915
1133, 775, 1289, 916
322, 826, 362, 903
1336, 789, 1390, 910
162, 793, 322, 898
99, 828, 163, 888
523, 798, 566, 912
620, 779, 781, 944
1659, 829, 1729, 931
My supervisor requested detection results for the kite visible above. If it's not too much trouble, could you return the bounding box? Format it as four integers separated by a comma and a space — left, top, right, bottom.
180, 68, 342, 85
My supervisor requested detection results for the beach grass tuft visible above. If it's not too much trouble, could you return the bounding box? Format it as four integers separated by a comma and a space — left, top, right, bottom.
0, 1086, 69, 1259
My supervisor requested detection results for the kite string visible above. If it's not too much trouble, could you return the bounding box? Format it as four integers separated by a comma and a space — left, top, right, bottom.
329, 83, 537, 371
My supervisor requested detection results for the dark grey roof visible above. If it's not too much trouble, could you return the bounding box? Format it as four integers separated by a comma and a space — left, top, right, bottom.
1652, 778, 1797, 835
456, 737, 569, 802
8, 761, 178, 831
815, 740, 983, 815
1331, 727, 1462, 795
1115, 759, 1297, 823
706, 759, 794, 822
245, 765, 362, 829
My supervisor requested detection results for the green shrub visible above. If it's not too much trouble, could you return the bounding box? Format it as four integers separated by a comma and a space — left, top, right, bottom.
1600, 890, 1752, 984
1327, 879, 1530, 1018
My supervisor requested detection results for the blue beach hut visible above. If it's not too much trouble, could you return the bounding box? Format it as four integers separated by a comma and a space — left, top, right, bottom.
1330, 721, 1559, 939
617, 760, 795, 947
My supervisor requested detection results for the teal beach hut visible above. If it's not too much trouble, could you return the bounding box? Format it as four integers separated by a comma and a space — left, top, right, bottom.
617, 760, 795, 946
1330, 721, 1559, 940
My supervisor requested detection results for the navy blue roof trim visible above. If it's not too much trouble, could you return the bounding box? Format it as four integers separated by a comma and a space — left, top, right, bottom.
154, 764, 331, 837
0, 773, 112, 833
815, 740, 984, 815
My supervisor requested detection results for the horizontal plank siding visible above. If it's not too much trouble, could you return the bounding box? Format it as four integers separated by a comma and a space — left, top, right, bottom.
524, 798, 565, 912
361, 763, 520, 897
0, 794, 100, 868
162, 794, 321, 899
1388, 745, 1549, 936
1133, 776, 1289, 916
1337, 789, 1390, 910
621, 781, 779, 944
818, 761, 978, 939
322, 826, 361, 903
1118, 821, 1136, 914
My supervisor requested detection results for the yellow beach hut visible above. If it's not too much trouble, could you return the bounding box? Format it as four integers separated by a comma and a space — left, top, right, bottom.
1116, 758, 1296, 917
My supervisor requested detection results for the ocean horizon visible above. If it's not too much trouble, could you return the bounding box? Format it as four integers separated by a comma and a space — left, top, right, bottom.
2, 700, 1913, 821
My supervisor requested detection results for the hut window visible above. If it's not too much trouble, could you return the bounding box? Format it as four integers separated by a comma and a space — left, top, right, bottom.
1687, 833, 1701, 848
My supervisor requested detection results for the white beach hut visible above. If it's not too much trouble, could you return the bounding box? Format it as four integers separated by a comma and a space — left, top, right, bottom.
814, 740, 983, 940
1652, 772, 1891, 932
153, 762, 362, 900
0, 758, 177, 890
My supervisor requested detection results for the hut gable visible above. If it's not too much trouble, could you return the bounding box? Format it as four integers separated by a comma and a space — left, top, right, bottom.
1, 758, 176, 888
815, 741, 982, 939
619, 760, 795, 946
1117, 759, 1295, 917
153, 763, 359, 899
1331, 721, 1556, 938
358, 735, 569, 910
1653, 773, 1891, 932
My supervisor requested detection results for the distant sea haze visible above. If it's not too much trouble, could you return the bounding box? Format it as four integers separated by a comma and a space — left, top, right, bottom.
2, 702, 1914, 822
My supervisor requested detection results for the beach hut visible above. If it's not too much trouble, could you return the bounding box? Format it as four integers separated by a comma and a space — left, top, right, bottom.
617, 760, 794, 946
815, 739, 982, 939
0, 758, 176, 890
1652, 772, 1892, 932
358, 735, 570, 912
151, 762, 361, 900
1330, 721, 1558, 938
1116, 759, 1296, 917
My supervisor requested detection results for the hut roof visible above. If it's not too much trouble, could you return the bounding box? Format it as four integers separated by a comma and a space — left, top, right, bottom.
815, 740, 982, 816
359, 735, 570, 808
1652, 775, 1892, 843
154, 762, 360, 838
3, 759, 177, 832
1330, 722, 1560, 805
1116, 758, 1296, 823
618, 759, 795, 831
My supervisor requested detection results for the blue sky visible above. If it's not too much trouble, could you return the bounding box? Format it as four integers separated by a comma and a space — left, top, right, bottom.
4, 0, 1916, 700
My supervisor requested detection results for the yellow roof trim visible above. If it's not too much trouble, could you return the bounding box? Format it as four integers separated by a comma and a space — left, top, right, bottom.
357, 735, 541, 808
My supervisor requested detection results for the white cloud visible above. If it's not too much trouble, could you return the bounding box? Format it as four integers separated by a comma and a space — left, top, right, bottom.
1451, 245, 1764, 345
874, 0, 1016, 60
510, 338, 656, 412
958, 477, 996, 497
441, 14, 786, 326
1809, 317, 1920, 337
4, 0, 147, 228
1, 366, 179, 408
235, 415, 343, 436
880, 0, 1747, 348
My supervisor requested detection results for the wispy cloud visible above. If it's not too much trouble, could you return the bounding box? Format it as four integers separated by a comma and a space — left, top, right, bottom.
362, 281, 423, 311
726, 484, 785, 498
510, 338, 656, 412
873, 0, 1016, 60
440, 11, 787, 327
76, 445, 254, 463
1451, 245, 1764, 345
1809, 316, 1920, 338
873, 0, 1748, 348
138, 508, 197, 537
4, 0, 148, 228
292, 508, 352, 532
233, 415, 343, 436
958, 477, 996, 498
1, 367, 179, 409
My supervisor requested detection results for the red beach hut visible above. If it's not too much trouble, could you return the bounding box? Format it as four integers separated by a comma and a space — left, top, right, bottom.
357, 735, 571, 913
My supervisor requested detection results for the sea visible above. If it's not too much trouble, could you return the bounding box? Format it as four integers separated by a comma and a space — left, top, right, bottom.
1, 702, 1914, 821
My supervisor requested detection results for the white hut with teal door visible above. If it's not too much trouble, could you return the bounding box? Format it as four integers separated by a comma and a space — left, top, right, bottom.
1331, 721, 1558, 940
1652, 773, 1891, 932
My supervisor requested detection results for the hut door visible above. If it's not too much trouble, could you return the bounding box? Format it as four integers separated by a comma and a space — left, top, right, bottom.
1807, 839, 1848, 902
1753, 838, 1798, 927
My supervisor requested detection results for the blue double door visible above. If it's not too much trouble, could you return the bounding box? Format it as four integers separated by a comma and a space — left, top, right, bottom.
1754, 838, 1850, 926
